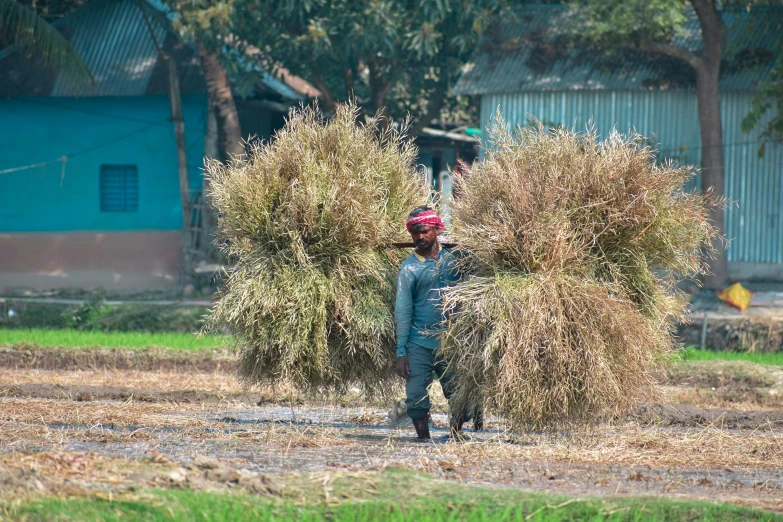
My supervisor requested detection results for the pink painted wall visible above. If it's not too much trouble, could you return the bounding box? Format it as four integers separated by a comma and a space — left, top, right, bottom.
0, 232, 182, 290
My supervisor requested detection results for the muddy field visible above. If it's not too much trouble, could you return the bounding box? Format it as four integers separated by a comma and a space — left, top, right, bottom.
2, 344, 783, 513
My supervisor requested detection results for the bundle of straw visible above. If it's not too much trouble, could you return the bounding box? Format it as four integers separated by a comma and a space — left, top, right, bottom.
442, 119, 720, 430
205, 104, 428, 394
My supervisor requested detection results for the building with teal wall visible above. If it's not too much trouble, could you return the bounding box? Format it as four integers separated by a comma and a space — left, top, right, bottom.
0, 0, 315, 291
454, 5, 783, 281
1, 95, 207, 233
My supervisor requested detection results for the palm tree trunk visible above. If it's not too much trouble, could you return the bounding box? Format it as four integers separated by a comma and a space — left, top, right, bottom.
197, 46, 243, 262
198, 46, 244, 160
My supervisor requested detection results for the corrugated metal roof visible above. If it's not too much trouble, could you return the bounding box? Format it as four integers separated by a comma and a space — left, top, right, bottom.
454, 5, 783, 95
0, 0, 316, 100
52, 0, 168, 96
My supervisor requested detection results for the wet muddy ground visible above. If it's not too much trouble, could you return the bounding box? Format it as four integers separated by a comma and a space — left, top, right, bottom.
1, 346, 783, 512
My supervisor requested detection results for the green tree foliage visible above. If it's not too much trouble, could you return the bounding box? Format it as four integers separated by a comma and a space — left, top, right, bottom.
575, 0, 690, 46
572, 0, 730, 287
13, 0, 91, 20
742, 55, 783, 155
168, 0, 506, 132
0, 0, 92, 82
578, 0, 782, 156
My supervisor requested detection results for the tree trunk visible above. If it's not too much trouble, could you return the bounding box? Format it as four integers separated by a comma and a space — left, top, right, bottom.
696, 65, 727, 289
343, 63, 355, 99
409, 60, 449, 138
201, 107, 220, 258
135, 0, 194, 279
309, 62, 337, 115
691, 0, 727, 289
197, 46, 243, 263
198, 46, 244, 160
368, 58, 394, 120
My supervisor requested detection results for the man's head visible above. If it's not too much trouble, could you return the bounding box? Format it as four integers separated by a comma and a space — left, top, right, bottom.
406, 206, 444, 251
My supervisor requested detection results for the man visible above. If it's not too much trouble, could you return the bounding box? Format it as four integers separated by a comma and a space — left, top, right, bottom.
394, 206, 479, 440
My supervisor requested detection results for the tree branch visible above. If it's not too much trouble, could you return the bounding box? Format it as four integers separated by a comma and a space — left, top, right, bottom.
690, 0, 724, 66
368, 58, 402, 118
136, 0, 166, 59
343, 61, 355, 99
639, 41, 703, 70
1, 0, 93, 83
308, 61, 337, 114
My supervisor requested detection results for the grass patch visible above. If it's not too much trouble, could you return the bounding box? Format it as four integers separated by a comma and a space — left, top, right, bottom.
680, 346, 783, 366
0, 301, 208, 332
9, 468, 783, 522
0, 329, 225, 350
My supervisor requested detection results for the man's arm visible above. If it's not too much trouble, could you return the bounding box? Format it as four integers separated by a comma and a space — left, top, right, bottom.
394, 266, 414, 358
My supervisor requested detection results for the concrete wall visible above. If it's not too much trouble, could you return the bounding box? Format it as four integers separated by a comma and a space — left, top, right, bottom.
0, 232, 182, 291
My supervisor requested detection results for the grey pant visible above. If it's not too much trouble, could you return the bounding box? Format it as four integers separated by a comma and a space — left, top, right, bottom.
405, 343, 457, 420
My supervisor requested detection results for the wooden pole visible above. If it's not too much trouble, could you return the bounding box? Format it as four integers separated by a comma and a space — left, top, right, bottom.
166, 57, 191, 229
137, 0, 192, 283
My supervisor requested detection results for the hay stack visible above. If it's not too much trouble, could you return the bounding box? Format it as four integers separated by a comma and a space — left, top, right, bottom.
205, 104, 428, 394
441, 120, 720, 430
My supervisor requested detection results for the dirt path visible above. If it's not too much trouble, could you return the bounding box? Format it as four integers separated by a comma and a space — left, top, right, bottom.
0, 383, 261, 404
3, 382, 783, 431
634, 403, 783, 429
2, 398, 782, 511
0, 344, 235, 373
2, 353, 783, 512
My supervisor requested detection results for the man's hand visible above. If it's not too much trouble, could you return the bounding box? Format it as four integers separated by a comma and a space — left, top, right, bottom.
396, 356, 410, 379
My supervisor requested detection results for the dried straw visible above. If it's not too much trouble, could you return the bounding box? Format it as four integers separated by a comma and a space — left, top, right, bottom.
442, 118, 721, 430
204, 103, 428, 395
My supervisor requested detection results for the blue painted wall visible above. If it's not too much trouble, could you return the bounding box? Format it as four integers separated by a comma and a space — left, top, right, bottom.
0, 95, 207, 232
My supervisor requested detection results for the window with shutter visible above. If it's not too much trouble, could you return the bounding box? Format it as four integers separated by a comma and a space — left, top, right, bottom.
100, 165, 138, 212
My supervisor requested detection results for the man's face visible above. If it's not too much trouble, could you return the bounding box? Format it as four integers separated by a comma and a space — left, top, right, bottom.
410, 225, 438, 250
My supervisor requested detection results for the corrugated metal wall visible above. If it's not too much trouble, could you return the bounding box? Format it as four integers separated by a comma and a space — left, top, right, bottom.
481, 91, 783, 265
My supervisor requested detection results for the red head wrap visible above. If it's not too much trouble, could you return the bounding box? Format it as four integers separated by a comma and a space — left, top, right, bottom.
406, 209, 445, 232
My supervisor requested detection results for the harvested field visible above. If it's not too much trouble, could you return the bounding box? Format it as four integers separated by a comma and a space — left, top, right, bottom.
1, 368, 241, 393
0, 344, 235, 372
2, 343, 783, 516
677, 316, 783, 353
662, 360, 783, 410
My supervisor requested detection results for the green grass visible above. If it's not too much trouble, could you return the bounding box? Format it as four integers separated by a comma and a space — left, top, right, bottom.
0, 328, 226, 351
4, 329, 782, 365
9, 484, 782, 522
0, 301, 208, 332
5, 328, 782, 365
680, 346, 783, 366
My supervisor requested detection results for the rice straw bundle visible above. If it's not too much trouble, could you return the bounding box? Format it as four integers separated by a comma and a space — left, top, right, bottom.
442, 119, 720, 430
205, 103, 428, 394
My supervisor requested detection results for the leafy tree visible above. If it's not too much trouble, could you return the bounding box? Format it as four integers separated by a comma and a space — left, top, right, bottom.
574, 0, 730, 288
12, 0, 91, 19
181, 0, 506, 136
164, 1, 243, 161
0, 0, 91, 81
742, 54, 783, 155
